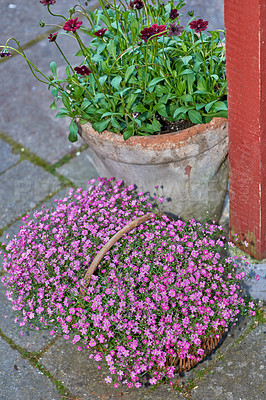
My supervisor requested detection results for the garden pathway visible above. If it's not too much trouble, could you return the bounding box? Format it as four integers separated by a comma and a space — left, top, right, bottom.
0, 1, 265, 399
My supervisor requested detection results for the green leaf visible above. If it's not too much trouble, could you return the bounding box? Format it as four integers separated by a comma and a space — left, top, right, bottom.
92, 119, 110, 133
69, 119, 79, 140
188, 110, 203, 124
133, 104, 148, 113
50, 99, 57, 110
148, 77, 165, 87
213, 101, 228, 111
99, 75, 108, 85
68, 131, 78, 142
180, 94, 193, 102
65, 66, 72, 79
97, 42, 106, 54
56, 108, 70, 118
111, 116, 122, 130
197, 77, 208, 91
51, 88, 58, 97
101, 111, 123, 118
111, 76, 122, 90
62, 95, 71, 111
126, 92, 138, 108
123, 125, 134, 140
125, 65, 135, 83
173, 106, 192, 119
179, 69, 195, 76
107, 39, 116, 59
74, 49, 84, 57
181, 56, 192, 65
205, 101, 217, 112
50, 62, 57, 77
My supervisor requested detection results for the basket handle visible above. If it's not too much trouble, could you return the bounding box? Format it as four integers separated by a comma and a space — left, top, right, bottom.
82, 212, 167, 290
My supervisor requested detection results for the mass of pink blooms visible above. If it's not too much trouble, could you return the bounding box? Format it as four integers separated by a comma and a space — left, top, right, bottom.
1, 178, 257, 388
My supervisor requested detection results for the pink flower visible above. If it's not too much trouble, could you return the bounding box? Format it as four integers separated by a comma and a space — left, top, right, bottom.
63, 17, 82, 33
255, 275, 260, 281
105, 376, 112, 384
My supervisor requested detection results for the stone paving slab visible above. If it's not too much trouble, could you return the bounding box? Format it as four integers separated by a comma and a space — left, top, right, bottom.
0, 0, 99, 47
0, 160, 60, 229
191, 323, 266, 400
0, 280, 56, 353
0, 38, 82, 164
0, 139, 20, 174
56, 149, 100, 188
41, 337, 185, 400
0, 336, 60, 400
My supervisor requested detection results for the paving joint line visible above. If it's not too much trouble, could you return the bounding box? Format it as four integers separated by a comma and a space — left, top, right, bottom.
0, 327, 80, 400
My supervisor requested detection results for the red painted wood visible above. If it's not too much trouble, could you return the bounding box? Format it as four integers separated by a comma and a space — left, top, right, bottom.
225, 0, 266, 259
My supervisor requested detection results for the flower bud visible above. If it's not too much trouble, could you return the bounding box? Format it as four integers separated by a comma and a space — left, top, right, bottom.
39, 20, 46, 27
188, 10, 195, 17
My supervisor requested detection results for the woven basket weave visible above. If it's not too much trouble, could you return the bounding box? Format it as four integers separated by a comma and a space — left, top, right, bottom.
82, 212, 224, 373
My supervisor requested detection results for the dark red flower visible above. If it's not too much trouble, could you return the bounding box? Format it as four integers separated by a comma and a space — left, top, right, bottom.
150, 23, 167, 36
74, 65, 92, 76
93, 28, 107, 37
140, 27, 155, 42
48, 32, 58, 42
168, 23, 183, 37
0, 50, 11, 57
189, 18, 208, 33
133, 0, 144, 9
129, 0, 144, 10
140, 24, 167, 42
63, 17, 82, 33
40, 0, 56, 5
170, 9, 179, 20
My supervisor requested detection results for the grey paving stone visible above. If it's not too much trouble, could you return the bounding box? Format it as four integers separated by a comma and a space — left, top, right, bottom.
0, 160, 60, 229
56, 149, 100, 188
0, 38, 83, 164
0, 280, 56, 353
0, 187, 71, 245
0, 336, 60, 400
0, 139, 20, 174
41, 337, 185, 400
0, 0, 99, 47
191, 323, 266, 400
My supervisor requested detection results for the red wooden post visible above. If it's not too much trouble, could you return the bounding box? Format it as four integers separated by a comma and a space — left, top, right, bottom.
224, 0, 266, 260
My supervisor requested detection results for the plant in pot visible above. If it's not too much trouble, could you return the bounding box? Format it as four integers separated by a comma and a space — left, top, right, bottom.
1, 178, 259, 389
0, 0, 228, 221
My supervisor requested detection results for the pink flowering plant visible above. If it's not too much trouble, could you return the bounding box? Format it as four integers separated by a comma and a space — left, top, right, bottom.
0, 0, 227, 141
1, 178, 258, 389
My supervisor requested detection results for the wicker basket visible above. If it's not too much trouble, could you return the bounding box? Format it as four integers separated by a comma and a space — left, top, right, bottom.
81, 212, 224, 374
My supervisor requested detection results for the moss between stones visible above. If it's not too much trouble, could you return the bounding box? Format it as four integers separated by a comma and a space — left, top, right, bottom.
0, 328, 79, 399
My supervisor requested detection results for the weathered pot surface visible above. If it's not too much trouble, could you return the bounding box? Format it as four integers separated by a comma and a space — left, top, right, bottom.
79, 117, 228, 222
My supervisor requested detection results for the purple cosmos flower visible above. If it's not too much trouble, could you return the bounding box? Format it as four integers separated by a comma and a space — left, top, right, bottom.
74, 65, 92, 76
189, 18, 209, 33
40, 0, 56, 5
170, 9, 179, 20
0, 50, 11, 57
133, 0, 144, 9
168, 23, 183, 37
63, 17, 82, 33
94, 28, 108, 37
48, 32, 58, 42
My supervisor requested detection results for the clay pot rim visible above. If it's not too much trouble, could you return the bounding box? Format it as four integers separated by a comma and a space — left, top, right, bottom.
78, 117, 228, 149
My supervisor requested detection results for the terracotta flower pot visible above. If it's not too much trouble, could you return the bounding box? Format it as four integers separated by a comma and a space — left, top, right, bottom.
79, 117, 228, 222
